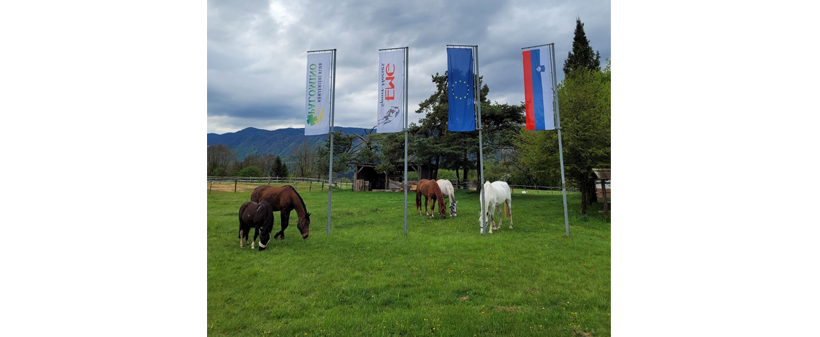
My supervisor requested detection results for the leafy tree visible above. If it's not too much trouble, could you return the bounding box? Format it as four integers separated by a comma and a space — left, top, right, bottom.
563, 18, 601, 77
241, 153, 276, 176
561, 63, 610, 213
314, 130, 361, 179
516, 63, 610, 214
236, 165, 264, 177
515, 127, 561, 186
292, 141, 316, 177
207, 144, 236, 176
211, 167, 226, 177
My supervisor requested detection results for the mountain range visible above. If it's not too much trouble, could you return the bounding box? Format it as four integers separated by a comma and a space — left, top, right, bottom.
207, 126, 371, 160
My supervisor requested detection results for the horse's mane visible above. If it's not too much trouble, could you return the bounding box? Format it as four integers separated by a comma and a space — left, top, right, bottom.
287, 185, 308, 215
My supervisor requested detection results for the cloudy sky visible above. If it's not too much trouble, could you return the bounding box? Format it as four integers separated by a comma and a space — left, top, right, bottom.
207, 0, 610, 134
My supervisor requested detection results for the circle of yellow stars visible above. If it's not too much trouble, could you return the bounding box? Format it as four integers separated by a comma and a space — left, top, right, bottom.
450, 80, 470, 100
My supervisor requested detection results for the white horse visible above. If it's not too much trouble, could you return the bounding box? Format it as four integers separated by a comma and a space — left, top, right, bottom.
478, 181, 512, 234
436, 179, 457, 217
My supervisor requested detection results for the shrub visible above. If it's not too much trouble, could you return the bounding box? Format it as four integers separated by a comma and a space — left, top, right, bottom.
236, 166, 264, 177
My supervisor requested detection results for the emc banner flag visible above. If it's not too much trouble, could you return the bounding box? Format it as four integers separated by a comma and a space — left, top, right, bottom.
447, 48, 475, 132
522, 47, 555, 130
305, 52, 333, 135
377, 50, 405, 133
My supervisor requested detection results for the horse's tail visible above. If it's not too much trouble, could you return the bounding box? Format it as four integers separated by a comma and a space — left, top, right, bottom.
415, 188, 421, 211
437, 189, 446, 209
238, 202, 249, 238
504, 201, 510, 219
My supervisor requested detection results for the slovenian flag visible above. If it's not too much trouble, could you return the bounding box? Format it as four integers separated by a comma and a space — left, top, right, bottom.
522, 47, 555, 130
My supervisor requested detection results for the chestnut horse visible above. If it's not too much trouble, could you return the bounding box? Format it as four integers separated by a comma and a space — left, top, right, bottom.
238, 200, 274, 249
415, 179, 446, 219
250, 185, 311, 244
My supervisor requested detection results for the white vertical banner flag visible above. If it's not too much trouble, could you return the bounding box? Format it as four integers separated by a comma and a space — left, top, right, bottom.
305, 52, 333, 135
377, 49, 405, 133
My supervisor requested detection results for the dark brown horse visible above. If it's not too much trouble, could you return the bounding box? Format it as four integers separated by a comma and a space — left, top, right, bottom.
415, 179, 446, 219
251, 185, 311, 241
238, 201, 274, 250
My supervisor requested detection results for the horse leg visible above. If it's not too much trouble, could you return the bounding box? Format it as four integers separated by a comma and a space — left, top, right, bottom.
492, 204, 500, 230
496, 205, 502, 230
278, 211, 290, 240
251, 225, 259, 249
425, 195, 430, 217
416, 192, 422, 215
239, 228, 244, 248
507, 199, 513, 229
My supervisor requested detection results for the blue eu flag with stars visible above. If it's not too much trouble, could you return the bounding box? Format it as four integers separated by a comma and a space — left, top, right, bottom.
447, 48, 475, 132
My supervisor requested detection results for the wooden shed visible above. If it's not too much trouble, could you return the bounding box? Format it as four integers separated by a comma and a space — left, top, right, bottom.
350, 162, 437, 192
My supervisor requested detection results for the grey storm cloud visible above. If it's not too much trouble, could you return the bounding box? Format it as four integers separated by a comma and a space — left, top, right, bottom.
207, 0, 610, 134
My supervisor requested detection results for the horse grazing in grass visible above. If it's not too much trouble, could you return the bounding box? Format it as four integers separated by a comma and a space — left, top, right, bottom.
238, 201, 274, 249
436, 179, 457, 217
416, 179, 447, 219
478, 181, 513, 234
250, 185, 311, 243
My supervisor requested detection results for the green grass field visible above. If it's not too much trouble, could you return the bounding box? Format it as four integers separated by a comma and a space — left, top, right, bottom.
208, 184, 610, 336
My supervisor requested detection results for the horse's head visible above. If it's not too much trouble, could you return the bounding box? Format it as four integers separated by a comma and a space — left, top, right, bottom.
258, 220, 273, 251
478, 209, 493, 234
449, 201, 458, 217
297, 212, 311, 239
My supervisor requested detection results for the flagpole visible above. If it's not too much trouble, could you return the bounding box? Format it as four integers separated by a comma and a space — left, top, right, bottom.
521, 43, 570, 237
549, 44, 571, 238
447, 44, 485, 235
403, 46, 409, 236
475, 46, 487, 236
327, 48, 336, 236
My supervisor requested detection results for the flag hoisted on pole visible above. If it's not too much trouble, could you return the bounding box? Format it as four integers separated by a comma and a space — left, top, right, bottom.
377, 49, 406, 134
521, 43, 570, 237
377, 46, 409, 235
446, 47, 475, 132
447, 45, 486, 235
306, 49, 336, 235
522, 46, 556, 131
305, 51, 333, 136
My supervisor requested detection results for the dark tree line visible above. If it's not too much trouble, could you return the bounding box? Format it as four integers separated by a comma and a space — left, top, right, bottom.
206, 146, 288, 178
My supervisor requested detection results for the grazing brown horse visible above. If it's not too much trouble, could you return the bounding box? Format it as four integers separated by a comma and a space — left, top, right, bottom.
415, 179, 447, 219
238, 201, 274, 249
250, 185, 311, 242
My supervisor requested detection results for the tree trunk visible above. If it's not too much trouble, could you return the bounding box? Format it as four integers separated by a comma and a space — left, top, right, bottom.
580, 187, 587, 215
586, 178, 598, 205
456, 168, 461, 188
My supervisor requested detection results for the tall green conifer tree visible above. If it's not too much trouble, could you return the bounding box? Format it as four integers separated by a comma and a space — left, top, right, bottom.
563, 18, 601, 76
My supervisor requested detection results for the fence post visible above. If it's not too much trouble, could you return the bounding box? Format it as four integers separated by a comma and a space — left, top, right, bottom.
209, 181, 212, 194
310, 181, 312, 192
234, 176, 238, 193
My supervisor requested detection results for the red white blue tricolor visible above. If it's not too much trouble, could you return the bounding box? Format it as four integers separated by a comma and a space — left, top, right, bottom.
522, 47, 555, 130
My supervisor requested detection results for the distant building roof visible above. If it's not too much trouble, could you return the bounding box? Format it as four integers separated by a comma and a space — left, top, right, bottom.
591, 168, 611, 180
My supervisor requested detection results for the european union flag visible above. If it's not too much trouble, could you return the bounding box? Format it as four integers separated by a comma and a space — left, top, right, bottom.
447, 48, 475, 132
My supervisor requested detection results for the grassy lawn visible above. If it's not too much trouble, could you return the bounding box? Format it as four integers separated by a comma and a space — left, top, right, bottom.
208, 183, 610, 336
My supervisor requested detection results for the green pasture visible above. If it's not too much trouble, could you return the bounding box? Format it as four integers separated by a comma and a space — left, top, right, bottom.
208, 184, 610, 336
